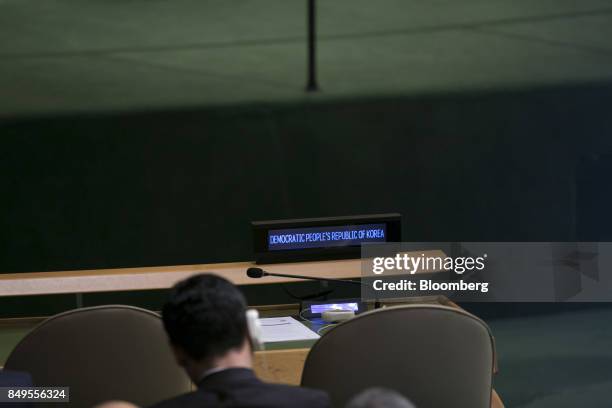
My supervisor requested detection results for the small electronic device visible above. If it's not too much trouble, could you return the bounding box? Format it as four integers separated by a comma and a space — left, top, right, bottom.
301, 298, 364, 319
252, 213, 401, 264
322, 310, 356, 323
246, 309, 264, 350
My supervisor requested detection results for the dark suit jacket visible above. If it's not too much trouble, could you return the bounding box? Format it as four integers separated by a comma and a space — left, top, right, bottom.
149, 368, 330, 408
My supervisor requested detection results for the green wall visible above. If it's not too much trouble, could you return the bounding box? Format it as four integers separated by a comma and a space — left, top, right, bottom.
2, 82, 612, 274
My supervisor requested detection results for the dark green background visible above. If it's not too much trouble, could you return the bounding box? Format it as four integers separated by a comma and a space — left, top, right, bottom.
2, 84, 612, 273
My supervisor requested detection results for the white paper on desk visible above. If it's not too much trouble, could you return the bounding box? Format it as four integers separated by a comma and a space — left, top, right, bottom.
259, 316, 320, 343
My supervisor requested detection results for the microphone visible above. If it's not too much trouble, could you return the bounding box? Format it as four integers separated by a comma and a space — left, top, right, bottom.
246, 267, 381, 309
246, 267, 267, 279
246, 267, 363, 285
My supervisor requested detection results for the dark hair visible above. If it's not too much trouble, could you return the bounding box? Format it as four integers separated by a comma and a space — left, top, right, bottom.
162, 274, 248, 361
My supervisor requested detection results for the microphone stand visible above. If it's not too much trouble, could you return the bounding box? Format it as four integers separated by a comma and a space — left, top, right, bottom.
258, 271, 363, 286
248, 268, 381, 309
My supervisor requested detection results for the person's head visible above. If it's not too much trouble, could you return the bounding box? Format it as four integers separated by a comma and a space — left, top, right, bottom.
162, 273, 252, 380
93, 401, 139, 408
346, 388, 416, 408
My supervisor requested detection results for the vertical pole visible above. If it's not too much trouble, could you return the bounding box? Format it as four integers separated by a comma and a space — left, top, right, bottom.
75, 293, 84, 308
306, 0, 319, 91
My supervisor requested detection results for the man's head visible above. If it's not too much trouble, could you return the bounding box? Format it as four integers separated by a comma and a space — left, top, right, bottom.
346, 388, 416, 408
162, 274, 252, 379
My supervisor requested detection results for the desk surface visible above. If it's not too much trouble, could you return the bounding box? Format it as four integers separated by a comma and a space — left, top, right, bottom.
0, 250, 445, 297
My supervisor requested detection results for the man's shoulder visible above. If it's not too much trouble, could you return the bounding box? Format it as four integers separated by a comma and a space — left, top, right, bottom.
245, 382, 331, 408
147, 383, 330, 408
148, 390, 216, 408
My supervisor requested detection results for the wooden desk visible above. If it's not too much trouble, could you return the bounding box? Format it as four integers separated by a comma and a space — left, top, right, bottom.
0, 251, 448, 385
0, 250, 446, 297
254, 348, 311, 385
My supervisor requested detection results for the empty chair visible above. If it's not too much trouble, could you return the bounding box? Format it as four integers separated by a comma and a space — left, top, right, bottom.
4, 305, 191, 408
301, 304, 495, 408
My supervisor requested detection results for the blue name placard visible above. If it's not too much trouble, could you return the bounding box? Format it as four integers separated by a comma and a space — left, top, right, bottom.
268, 224, 386, 251
252, 214, 401, 264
